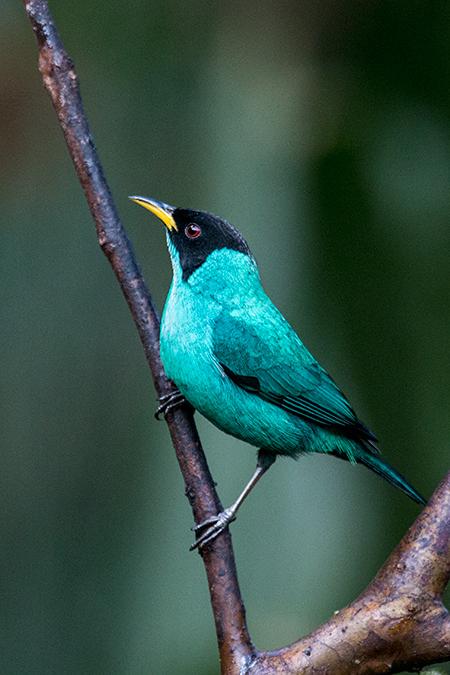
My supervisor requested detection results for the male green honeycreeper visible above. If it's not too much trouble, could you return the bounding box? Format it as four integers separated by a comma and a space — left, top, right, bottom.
129, 196, 426, 550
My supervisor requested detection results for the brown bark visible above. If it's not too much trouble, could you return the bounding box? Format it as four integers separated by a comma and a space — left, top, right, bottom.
24, 2, 450, 673
255, 470, 450, 673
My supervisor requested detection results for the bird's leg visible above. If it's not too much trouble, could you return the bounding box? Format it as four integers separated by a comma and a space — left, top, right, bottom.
190, 451, 276, 551
155, 387, 193, 420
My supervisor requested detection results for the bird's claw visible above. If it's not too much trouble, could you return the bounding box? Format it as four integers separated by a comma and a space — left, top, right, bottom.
155, 391, 190, 420
189, 508, 237, 551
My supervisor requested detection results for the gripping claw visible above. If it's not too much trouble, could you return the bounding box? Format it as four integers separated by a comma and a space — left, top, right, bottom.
155, 391, 191, 420
190, 508, 237, 551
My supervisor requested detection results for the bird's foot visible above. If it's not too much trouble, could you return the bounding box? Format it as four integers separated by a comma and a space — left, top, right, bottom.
189, 508, 237, 551
155, 390, 191, 420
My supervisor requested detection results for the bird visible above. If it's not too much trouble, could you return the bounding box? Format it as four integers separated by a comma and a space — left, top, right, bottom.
129, 195, 426, 550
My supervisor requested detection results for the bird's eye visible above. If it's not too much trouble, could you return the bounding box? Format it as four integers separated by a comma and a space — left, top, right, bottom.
185, 223, 201, 239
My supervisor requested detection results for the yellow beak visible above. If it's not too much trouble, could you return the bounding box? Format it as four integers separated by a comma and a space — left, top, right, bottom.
129, 196, 178, 232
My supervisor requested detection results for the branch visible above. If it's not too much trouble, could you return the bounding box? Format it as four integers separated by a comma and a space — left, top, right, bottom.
24, 2, 450, 673
256, 470, 450, 674
23, 1, 252, 672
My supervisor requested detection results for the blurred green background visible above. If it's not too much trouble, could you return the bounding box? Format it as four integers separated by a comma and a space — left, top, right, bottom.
2, 1, 450, 673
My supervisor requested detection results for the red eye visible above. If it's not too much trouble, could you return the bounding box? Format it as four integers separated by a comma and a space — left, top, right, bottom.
185, 223, 201, 239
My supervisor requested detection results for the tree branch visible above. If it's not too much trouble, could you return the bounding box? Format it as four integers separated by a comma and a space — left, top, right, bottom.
256, 470, 450, 674
23, 1, 252, 672
24, 2, 449, 673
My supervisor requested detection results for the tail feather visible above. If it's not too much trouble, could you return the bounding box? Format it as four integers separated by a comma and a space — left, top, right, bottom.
358, 452, 426, 506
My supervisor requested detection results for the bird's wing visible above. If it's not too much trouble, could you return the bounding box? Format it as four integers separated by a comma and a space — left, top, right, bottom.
212, 306, 376, 440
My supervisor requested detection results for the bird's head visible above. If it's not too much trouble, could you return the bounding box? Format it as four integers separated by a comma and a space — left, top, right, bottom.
129, 196, 254, 283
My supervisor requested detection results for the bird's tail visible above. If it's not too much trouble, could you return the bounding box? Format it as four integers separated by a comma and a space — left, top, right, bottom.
358, 452, 426, 506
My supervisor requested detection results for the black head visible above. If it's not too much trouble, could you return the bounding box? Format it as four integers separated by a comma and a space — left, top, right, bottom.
129, 196, 252, 281
170, 208, 251, 281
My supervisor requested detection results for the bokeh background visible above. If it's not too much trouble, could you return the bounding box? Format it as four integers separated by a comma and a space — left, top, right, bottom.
2, 1, 450, 673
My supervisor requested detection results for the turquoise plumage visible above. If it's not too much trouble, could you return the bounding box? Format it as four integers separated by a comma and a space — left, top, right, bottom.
130, 196, 426, 549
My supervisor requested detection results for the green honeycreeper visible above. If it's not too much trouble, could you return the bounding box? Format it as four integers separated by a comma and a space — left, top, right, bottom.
130, 196, 426, 550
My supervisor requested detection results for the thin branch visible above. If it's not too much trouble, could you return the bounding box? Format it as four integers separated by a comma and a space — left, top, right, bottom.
23, 1, 253, 672
24, 2, 450, 674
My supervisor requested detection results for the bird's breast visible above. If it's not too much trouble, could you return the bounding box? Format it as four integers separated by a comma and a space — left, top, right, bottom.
160, 284, 224, 408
